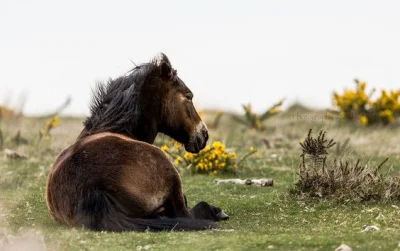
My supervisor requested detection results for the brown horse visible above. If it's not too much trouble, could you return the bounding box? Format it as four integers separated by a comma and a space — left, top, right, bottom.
46, 53, 228, 232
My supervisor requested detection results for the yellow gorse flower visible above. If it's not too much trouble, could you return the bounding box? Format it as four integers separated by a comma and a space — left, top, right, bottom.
334, 79, 400, 125
173, 141, 182, 149
359, 115, 368, 126
160, 145, 169, 152
174, 156, 183, 166
184, 152, 194, 160
379, 109, 395, 123
49, 115, 60, 128
161, 140, 257, 174
163, 140, 252, 174
236, 100, 283, 131
39, 115, 61, 141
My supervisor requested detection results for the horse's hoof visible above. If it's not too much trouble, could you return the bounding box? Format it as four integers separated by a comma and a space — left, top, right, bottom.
216, 211, 229, 221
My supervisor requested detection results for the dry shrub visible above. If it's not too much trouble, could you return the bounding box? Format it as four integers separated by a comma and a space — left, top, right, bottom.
232, 99, 284, 131
0, 106, 19, 121
292, 129, 400, 202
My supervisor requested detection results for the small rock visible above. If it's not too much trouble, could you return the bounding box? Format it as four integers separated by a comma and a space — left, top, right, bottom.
335, 243, 352, 251
363, 225, 379, 232
3, 149, 27, 159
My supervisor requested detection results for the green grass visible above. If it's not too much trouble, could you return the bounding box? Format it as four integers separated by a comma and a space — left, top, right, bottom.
1, 109, 400, 250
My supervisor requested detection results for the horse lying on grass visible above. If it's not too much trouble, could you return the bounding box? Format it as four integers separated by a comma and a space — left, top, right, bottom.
46, 53, 228, 232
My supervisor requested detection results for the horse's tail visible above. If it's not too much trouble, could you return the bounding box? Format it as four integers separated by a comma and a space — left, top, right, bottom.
76, 189, 217, 232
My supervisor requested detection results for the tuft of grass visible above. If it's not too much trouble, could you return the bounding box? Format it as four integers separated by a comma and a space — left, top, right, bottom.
292, 129, 400, 202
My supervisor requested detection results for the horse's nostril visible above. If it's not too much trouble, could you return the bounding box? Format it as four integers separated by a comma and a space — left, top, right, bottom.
202, 129, 209, 142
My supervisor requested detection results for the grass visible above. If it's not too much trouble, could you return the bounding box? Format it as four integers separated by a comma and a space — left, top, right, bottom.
1, 107, 400, 250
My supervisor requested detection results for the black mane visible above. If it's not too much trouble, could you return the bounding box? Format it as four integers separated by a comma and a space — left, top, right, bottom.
81, 54, 172, 140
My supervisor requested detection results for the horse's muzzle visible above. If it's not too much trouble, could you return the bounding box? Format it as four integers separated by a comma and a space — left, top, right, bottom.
185, 125, 208, 153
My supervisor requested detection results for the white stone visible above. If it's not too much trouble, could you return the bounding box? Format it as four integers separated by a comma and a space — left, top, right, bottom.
363, 225, 380, 232
335, 243, 352, 251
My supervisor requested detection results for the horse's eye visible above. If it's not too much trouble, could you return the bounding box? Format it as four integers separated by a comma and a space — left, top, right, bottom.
185, 93, 193, 101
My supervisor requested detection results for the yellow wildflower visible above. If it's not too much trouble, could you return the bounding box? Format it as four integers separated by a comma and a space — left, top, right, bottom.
203, 145, 211, 152
228, 152, 237, 159
46, 115, 60, 129
359, 81, 367, 91
212, 141, 225, 152
359, 115, 368, 126
379, 109, 395, 123
173, 141, 182, 149
184, 152, 194, 160
174, 156, 182, 165
160, 145, 169, 152
268, 108, 282, 114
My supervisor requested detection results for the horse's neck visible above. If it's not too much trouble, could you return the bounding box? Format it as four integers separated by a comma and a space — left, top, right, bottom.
125, 120, 158, 143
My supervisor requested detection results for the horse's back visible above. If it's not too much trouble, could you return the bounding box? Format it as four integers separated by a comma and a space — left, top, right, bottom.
46, 132, 179, 227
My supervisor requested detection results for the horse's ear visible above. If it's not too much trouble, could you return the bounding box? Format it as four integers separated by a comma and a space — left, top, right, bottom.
160, 61, 173, 79
156, 53, 173, 80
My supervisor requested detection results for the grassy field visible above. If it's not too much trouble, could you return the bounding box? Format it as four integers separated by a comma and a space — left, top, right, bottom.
1, 106, 400, 250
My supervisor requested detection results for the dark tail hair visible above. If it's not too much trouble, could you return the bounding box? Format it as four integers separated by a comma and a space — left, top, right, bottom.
76, 189, 217, 232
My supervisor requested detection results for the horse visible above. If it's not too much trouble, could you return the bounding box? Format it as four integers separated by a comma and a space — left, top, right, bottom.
46, 53, 228, 232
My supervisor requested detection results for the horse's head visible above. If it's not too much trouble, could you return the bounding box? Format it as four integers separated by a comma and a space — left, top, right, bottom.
150, 54, 208, 153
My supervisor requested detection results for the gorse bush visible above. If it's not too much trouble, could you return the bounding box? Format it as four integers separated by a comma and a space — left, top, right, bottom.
333, 79, 400, 125
161, 141, 258, 175
292, 129, 400, 202
0, 105, 19, 120
39, 115, 60, 141
232, 99, 284, 131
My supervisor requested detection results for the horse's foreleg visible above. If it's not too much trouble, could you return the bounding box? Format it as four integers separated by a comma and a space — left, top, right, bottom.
163, 184, 191, 218
190, 201, 229, 221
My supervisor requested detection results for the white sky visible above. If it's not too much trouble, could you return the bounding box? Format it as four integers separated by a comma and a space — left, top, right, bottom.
1, 0, 400, 115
